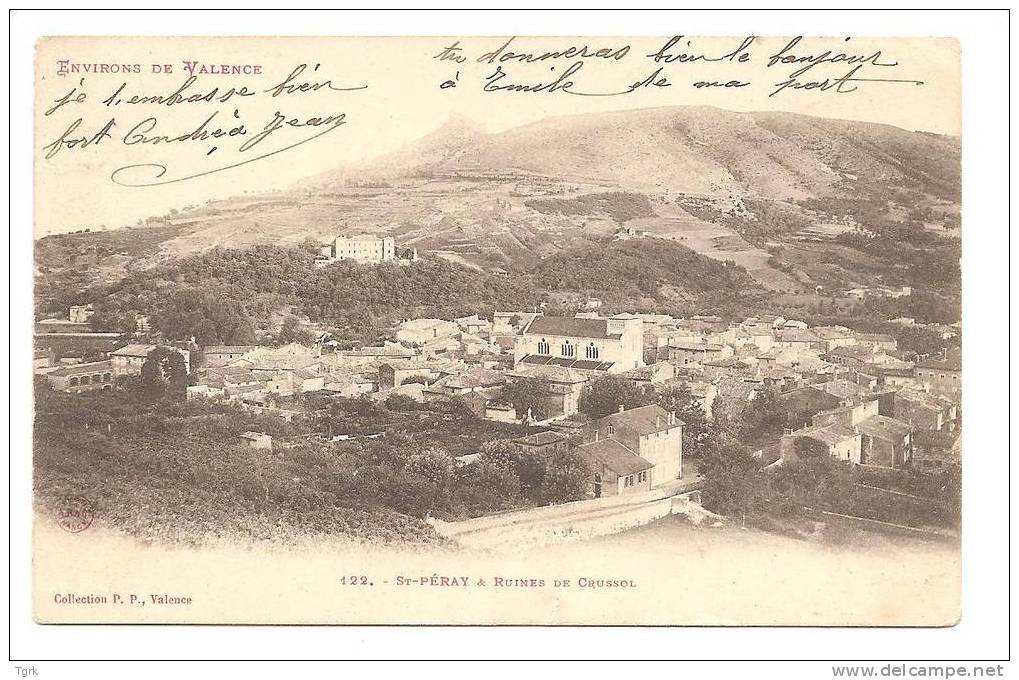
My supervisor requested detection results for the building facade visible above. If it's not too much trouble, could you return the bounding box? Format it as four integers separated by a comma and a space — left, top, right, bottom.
323, 235, 396, 263
583, 404, 683, 486
204, 345, 258, 368
915, 350, 962, 398
514, 315, 644, 374
44, 360, 114, 393
577, 438, 654, 498
110, 344, 191, 378
69, 304, 94, 323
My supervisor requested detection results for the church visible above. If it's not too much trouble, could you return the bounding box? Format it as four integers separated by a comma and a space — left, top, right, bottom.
513, 314, 644, 375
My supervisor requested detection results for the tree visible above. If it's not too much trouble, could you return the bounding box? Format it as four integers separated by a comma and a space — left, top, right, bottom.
405, 448, 455, 487
154, 287, 258, 345
767, 441, 856, 514
700, 437, 765, 523
894, 325, 947, 358
139, 347, 188, 403
479, 439, 546, 501
227, 316, 257, 345
276, 315, 314, 346
497, 377, 550, 421
653, 382, 709, 457
739, 388, 786, 444
88, 303, 137, 336
579, 374, 651, 417
193, 318, 220, 346
541, 448, 590, 505
469, 454, 522, 504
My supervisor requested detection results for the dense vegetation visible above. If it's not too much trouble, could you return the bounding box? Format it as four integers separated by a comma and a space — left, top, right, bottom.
533, 239, 765, 309
34, 381, 592, 546
800, 195, 962, 295
38, 239, 766, 346
524, 191, 655, 224
698, 393, 961, 532
680, 189, 961, 310
34, 385, 440, 546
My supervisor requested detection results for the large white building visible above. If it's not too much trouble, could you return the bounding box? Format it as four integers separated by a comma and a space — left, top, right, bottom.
319, 235, 395, 264
513, 314, 644, 375
580, 404, 684, 494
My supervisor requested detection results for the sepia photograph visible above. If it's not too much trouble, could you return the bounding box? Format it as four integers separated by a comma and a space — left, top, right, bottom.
8, 4, 1016, 673
25, 32, 972, 629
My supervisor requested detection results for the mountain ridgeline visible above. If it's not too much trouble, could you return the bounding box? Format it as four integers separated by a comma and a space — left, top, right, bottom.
321, 106, 960, 203
35, 105, 961, 341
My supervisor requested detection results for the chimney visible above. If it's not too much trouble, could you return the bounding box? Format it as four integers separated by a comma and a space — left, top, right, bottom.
656, 415, 662, 429
668, 410, 676, 426
618, 404, 625, 413
594, 430, 599, 443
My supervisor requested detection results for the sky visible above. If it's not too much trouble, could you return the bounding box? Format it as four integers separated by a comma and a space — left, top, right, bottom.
34, 35, 961, 235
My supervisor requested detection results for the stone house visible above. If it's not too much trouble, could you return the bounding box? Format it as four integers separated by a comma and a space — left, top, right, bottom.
583, 404, 683, 486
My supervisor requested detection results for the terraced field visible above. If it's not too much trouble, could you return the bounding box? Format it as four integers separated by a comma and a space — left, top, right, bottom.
628, 204, 805, 293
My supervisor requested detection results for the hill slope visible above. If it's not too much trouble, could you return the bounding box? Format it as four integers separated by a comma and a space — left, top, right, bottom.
332, 106, 959, 202
35, 105, 961, 307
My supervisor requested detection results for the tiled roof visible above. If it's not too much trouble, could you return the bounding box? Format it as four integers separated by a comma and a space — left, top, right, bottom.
813, 326, 855, 340
776, 329, 822, 343
669, 341, 726, 351
791, 423, 858, 446
205, 345, 258, 355
515, 430, 567, 447
517, 354, 614, 372
916, 356, 962, 371
381, 360, 434, 371
45, 360, 112, 377
897, 388, 955, 409
702, 356, 742, 368
830, 345, 876, 359
778, 385, 841, 411
821, 379, 872, 400
341, 345, 415, 357
577, 439, 653, 476
224, 370, 260, 384
524, 316, 621, 340
507, 362, 591, 384
110, 343, 156, 357
621, 362, 673, 380
856, 415, 913, 441
445, 369, 505, 389
589, 405, 683, 452
247, 355, 320, 371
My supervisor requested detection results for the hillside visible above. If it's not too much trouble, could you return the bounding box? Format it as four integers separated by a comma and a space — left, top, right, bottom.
35, 105, 961, 317
328, 106, 960, 203
43, 239, 766, 346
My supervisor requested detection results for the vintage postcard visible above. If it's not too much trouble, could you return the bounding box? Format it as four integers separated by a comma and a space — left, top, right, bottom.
32, 35, 962, 625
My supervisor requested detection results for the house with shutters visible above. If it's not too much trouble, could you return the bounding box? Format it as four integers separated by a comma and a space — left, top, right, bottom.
578, 404, 684, 496
203, 345, 258, 368
576, 438, 654, 497
810, 399, 914, 468
914, 349, 962, 398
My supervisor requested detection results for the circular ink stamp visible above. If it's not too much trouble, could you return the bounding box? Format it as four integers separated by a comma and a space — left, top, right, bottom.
56, 497, 95, 533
